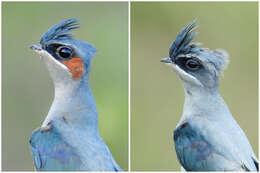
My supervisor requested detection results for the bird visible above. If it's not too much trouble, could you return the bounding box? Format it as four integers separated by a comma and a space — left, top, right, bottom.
160, 20, 258, 171
29, 18, 122, 171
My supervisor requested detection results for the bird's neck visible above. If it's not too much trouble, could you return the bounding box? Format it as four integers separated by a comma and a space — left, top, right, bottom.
42, 76, 98, 133
181, 87, 231, 121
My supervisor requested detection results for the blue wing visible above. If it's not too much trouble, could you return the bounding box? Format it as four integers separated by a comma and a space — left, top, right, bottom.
174, 122, 257, 171
30, 124, 81, 171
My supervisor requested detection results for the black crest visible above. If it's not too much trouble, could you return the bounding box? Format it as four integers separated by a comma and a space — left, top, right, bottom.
169, 20, 199, 59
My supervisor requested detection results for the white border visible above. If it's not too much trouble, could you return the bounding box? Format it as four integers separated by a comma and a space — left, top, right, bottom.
0, 1, 2, 172
128, 1, 131, 172
258, 0, 260, 168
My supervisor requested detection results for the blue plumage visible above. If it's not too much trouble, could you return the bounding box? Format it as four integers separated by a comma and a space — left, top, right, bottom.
40, 18, 80, 46
30, 125, 81, 171
174, 122, 214, 171
161, 20, 258, 171
39, 18, 96, 72
30, 19, 122, 171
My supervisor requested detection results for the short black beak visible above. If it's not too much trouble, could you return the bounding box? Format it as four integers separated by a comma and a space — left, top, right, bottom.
30, 44, 42, 51
160, 57, 172, 64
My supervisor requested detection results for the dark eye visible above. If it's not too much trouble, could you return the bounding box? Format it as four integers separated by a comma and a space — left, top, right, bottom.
56, 46, 73, 59
185, 59, 200, 71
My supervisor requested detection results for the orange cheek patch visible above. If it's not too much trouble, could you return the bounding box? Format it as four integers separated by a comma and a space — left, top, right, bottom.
62, 56, 85, 78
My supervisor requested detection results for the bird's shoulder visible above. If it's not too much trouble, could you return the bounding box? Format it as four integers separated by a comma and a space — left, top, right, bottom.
173, 119, 257, 171
29, 124, 81, 171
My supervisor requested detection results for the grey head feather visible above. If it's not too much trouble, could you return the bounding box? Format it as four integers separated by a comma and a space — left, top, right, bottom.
169, 20, 229, 76
40, 18, 80, 47
212, 49, 229, 76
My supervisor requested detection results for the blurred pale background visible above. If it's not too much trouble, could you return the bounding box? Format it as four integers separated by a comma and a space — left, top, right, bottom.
131, 2, 258, 171
2, 2, 128, 171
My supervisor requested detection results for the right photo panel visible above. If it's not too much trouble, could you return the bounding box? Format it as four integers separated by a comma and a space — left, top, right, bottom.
131, 2, 258, 171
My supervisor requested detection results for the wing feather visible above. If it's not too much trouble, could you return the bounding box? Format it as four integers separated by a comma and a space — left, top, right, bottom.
30, 124, 81, 171
174, 121, 256, 171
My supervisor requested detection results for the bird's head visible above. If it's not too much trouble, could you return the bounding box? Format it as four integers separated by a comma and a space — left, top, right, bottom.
161, 20, 229, 93
30, 18, 96, 86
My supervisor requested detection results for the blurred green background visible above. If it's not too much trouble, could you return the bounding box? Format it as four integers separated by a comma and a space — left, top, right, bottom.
2, 2, 128, 171
131, 2, 258, 171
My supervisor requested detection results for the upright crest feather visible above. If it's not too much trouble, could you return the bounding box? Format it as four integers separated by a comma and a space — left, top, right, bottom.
169, 20, 230, 75
40, 18, 80, 46
169, 20, 199, 59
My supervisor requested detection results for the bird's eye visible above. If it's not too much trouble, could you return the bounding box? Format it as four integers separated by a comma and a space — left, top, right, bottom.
56, 46, 73, 59
185, 59, 200, 71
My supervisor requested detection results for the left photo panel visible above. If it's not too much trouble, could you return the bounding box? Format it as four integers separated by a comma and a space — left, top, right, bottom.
2, 2, 128, 171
